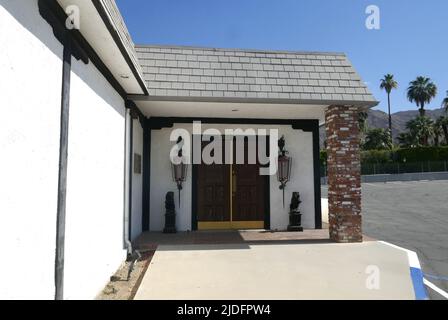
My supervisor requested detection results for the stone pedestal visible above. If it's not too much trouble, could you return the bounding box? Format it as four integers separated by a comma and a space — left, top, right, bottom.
287, 212, 303, 232
287, 192, 303, 232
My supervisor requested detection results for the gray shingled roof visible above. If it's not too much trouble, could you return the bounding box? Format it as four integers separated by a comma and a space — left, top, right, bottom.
135, 45, 377, 106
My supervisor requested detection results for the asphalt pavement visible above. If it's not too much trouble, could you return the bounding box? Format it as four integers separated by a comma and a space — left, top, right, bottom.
322, 180, 448, 300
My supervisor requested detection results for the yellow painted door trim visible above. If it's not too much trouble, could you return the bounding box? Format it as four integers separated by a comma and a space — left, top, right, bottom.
198, 221, 265, 230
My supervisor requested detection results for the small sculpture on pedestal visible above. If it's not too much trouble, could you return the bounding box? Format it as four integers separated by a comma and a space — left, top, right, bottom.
287, 192, 303, 232
163, 192, 177, 233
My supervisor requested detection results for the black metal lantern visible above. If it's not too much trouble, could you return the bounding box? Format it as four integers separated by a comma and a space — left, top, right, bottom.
277, 135, 292, 207
171, 137, 188, 206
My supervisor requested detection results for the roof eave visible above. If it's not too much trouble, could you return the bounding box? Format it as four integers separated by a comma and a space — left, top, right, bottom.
128, 94, 379, 108
91, 0, 149, 95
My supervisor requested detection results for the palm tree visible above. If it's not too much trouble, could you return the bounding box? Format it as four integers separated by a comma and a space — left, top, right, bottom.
433, 120, 442, 146
397, 132, 416, 148
407, 76, 438, 117
443, 91, 448, 112
380, 74, 398, 137
357, 111, 369, 146
363, 128, 393, 150
437, 115, 448, 145
406, 116, 434, 146
358, 111, 369, 133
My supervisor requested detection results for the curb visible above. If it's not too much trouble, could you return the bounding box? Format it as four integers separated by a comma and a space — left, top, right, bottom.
379, 241, 428, 300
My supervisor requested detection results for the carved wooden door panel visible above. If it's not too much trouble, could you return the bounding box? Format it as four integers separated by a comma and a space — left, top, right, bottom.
197, 138, 230, 223
232, 137, 265, 223
197, 163, 230, 222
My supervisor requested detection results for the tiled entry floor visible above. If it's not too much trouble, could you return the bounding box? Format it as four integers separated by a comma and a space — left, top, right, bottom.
133, 224, 375, 250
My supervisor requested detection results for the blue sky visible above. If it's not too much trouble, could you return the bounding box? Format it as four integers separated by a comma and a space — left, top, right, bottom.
116, 0, 448, 114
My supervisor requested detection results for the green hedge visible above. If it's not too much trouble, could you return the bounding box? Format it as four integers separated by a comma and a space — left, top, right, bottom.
320, 147, 448, 164
361, 150, 392, 164
320, 150, 327, 166
395, 147, 448, 162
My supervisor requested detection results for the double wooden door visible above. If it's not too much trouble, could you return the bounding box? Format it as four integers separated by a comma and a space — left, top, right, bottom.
197, 136, 267, 230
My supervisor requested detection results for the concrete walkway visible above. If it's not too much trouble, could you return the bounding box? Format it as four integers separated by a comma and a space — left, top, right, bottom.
134, 241, 415, 300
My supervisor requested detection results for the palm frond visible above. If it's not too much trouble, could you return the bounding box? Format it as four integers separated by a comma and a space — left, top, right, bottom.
407, 77, 438, 115
380, 74, 398, 93
442, 91, 448, 112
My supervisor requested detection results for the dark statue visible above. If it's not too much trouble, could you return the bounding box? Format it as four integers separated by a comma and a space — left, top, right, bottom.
163, 192, 177, 233
287, 192, 303, 232
290, 192, 301, 212
278, 135, 287, 156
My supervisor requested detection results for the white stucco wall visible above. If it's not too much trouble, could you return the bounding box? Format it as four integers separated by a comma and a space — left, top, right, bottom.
150, 126, 193, 231
131, 119, 143, 240
0, 0, 63, 299
269, 127, 315, 230
149, 123, 316, 231
63, 52, 127, 300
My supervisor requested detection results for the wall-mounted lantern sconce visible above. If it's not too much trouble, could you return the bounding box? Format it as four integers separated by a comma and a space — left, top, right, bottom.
171, 137, 188, 207
277, 135, 292, 208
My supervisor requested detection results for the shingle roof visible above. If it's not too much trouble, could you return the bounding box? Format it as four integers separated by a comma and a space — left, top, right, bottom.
135, 45, 377, 106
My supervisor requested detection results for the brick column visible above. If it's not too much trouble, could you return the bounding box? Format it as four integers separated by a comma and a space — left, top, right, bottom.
325, 105, 362, 243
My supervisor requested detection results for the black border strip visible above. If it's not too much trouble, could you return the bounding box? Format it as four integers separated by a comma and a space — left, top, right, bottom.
264, 136, 271, 230
149, 117, 319, 130
264, 173, 271, 230
191, 141, 198, 231
148, 117, 321, 231
311, 122, 322, 229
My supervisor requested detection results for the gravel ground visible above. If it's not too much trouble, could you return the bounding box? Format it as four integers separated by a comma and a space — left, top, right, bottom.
96, 250, 154, 300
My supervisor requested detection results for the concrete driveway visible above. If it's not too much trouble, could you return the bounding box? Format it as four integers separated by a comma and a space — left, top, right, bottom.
322, 180, 448, 300
134, 241, 414, 300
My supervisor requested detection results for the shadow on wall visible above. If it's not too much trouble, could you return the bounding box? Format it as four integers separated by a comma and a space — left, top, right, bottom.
1, 0, 126, 118
1, 0, 63, 63
71, 57, 125, 118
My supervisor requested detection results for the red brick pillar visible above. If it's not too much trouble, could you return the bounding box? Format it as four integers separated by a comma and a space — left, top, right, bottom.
325, 105, 362, 243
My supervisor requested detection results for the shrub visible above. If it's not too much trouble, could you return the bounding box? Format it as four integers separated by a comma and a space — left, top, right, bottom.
319, 146, 448, 165
361, 150, 392, 163
395, 147, 448, 162
320, 150, 327, 166
363, 128, 393, 150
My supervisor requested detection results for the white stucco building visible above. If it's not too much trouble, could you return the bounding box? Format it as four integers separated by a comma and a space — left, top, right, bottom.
0, 0, 377, 299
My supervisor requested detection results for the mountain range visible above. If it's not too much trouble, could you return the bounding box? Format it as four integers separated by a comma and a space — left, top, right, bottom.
367, 107, 446, 139
319, 107, 446, 147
